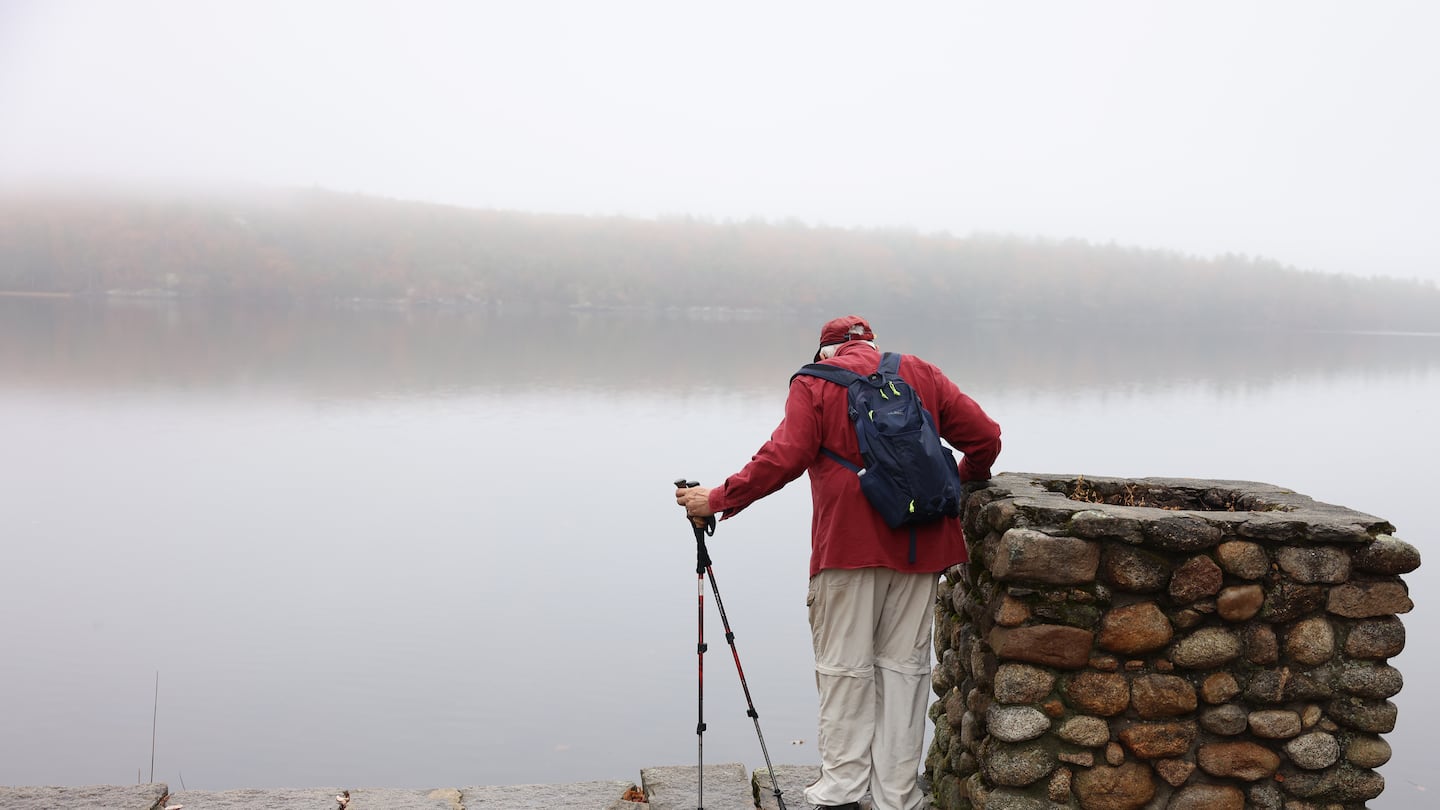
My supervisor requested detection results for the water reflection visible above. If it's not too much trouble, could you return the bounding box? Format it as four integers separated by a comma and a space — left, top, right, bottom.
3, 298, 1437, 397
0, 299, 1435, 802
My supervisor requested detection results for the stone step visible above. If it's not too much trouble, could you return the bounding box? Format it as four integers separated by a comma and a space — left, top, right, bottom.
461, 780, 640, 809
751, 765, 884, 810
641, 763, 753, 810
169, 787, 462, 809
752, 765, 818, 810
165, 782, 642, 810
0, 784, 169, 810
3, 769, 861, 810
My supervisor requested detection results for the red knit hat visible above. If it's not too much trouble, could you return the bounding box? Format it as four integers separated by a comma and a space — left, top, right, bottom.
814, 315, 876, 361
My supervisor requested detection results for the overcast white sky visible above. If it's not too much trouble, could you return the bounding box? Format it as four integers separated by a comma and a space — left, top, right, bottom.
2, 1, 1437, 282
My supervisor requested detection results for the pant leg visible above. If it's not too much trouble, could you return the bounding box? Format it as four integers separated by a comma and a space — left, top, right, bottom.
803, 568, 877, 808
869, 570, 939, 810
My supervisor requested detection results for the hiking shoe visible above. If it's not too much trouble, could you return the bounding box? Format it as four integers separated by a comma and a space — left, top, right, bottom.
816, 804, 861, 810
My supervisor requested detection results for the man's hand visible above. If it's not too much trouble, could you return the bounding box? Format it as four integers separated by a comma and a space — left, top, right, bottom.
675, 485, 715, 519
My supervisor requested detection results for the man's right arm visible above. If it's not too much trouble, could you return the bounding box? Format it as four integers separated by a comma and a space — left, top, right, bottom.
930, 368, 1001, 482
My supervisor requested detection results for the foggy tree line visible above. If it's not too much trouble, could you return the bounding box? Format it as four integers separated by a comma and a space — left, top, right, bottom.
1, 188, 1437, 331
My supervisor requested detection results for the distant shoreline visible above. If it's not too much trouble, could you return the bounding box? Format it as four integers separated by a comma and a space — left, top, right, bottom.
0, 290, 73, 298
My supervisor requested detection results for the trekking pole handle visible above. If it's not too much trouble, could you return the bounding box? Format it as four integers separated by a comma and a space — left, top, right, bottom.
674, 479, 717, 537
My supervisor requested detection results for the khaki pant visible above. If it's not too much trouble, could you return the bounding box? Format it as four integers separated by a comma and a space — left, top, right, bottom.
803, 568, 938, 810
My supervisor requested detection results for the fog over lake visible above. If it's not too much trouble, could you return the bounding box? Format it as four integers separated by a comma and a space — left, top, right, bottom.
0, 299, 1434, 807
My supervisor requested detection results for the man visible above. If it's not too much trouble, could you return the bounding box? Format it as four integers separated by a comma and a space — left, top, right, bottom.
674, 315, 1001, 810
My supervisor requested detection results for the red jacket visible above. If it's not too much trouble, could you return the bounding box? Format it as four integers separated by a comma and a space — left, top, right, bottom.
708, 342, 1001, 577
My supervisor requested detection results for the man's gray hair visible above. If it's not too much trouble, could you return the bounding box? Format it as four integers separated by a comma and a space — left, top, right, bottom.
818, 340, 876, 360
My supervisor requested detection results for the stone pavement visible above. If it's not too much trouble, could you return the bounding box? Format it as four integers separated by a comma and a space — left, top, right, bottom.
0, 765, 887, 809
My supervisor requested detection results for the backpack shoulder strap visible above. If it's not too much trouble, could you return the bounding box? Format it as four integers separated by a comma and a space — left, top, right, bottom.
791, 362, 868, 474
878, 352, 902, 377
791, 362, 865, 387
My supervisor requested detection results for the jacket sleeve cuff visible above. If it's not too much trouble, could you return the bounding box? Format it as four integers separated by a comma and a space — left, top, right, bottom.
709, 486, 745, 520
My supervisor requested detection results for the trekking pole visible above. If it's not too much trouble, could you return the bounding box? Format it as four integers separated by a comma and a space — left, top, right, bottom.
676, 479, 714, 810
674, 480, 788, 810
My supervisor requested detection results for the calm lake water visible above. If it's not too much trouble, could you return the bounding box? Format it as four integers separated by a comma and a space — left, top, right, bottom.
0, 299, 1435, 807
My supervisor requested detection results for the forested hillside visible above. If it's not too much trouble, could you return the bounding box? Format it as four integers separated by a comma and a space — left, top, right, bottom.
2, 188, 1436, 331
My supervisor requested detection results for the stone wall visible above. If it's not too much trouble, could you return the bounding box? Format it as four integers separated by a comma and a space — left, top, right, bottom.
927, 473, 1419, 810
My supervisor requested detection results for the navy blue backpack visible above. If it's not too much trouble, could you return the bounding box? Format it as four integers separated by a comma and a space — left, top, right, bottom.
792, 352, 963, 561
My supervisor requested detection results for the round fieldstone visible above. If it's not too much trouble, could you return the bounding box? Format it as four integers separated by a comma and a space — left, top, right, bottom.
1166, 783, 1244, 810
1241, 623, 1279, 665
1169, 627, 1241, 669
1336, 663, 1403, 699
1248, 709, 1302, 739
989, 529, 1100, 585
1248, 781, 1283, 810
1197, 741, 1281, 781
1331, 767, 1386, 802
1277, 545, 1351, 584
1327, 581, 1414, 618
1102, 544, 1171, 592
1216, 584, 1264, 622
981, 788, 1050, 809
994, 593, 1031, 627
1153, 758, 1194, 787
1068, 509, 1143, 542
1170, 608, 1205, 630
993, 624, 1095, 669
1344, 735, 1392, 768
1098, 602, 1174, 655
1072, 761, 1156, 810
1048, 767, 1072, 803
1058, 715, 1111, 747
1285, 731, 1340, 769
1117, 721, 1195, 759
1353, 534, 1421, 575
969, 643, 989, 682
1216, 540, 1269, 579
969, 687, 989, 712
981, 739, 1057, 787
944, 689, 966, 729
1130, 674, 1197, 719
1282, 764, 1385, 802
1328, 698, 1398, 733
988, 704, 1051, 743
1281, 669, 1333, 702
1065, 671, 1131, 716
1200, 704, 1249, 735
994, 663, 1056, 704
1168, 555, 1223, 603
964, 773, 988, 806
1284, 617, 1335, 666
983, 499, 1019, 532
1261, 582, 1326, 623
1243, 669, 1292, 704
1344, 616, 1406, 659
1201, 672, 1240, 704
1144, 515, 1223, 551
960, 711, 979, 746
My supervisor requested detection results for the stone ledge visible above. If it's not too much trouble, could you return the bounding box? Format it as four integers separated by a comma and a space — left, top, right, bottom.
3, 778, 645, 810
642, 763, 753, 810
0, 784, 169, 810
